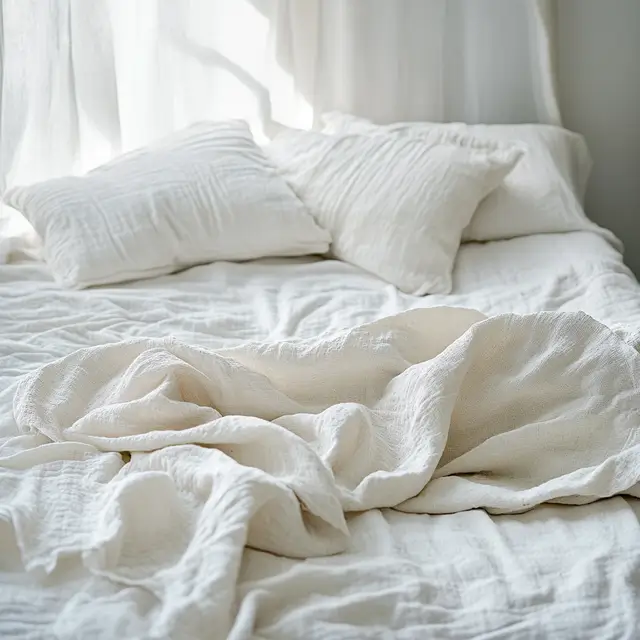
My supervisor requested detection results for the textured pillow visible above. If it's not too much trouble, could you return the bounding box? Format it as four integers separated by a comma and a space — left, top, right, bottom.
268, 129, 521, 295
322, 112, 609, 244
3, 121, 330, 288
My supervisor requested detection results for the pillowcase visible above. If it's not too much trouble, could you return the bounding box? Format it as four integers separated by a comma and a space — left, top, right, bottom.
3, 120, 330, 288
322, 112, 612, 244
268, 128, 522, 295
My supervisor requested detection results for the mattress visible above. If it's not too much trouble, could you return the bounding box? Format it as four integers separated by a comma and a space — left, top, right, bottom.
1, 230, 640, 638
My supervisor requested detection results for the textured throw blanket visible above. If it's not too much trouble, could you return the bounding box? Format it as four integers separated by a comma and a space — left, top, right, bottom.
3, 307, 640, 638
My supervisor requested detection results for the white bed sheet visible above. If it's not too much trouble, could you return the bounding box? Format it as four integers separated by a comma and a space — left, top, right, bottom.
1, 230, 640, 638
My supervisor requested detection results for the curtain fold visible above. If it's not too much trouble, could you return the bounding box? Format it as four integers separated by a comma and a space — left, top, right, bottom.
0, 0, 562, 258
528, 0, 562, 127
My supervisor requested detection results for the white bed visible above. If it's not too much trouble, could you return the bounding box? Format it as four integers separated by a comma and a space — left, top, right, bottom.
1, 229, 640, 638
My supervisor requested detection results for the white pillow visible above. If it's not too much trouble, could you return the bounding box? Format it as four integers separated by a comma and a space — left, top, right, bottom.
268, 129, 521, 295
322, 112, 610, 244
3, 121, 330, 288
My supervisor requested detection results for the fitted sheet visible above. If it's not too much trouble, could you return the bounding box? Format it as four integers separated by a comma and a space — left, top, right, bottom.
1, 230, 640, 638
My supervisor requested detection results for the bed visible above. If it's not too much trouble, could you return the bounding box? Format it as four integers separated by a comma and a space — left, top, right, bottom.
2, 227, 640, 639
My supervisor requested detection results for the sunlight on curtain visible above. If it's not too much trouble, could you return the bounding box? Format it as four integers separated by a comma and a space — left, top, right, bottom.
110, 0, 312, 150
0, 0, 561, 182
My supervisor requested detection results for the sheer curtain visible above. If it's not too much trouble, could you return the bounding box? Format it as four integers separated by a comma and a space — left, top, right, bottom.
0, 0, 560, 258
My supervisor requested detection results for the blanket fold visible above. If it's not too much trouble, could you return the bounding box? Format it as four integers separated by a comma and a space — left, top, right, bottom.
4, 306, 640, 638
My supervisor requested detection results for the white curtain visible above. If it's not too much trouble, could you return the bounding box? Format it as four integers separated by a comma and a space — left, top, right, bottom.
0, 0, 560, 256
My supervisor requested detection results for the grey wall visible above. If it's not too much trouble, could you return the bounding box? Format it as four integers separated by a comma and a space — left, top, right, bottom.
556, 0, 640, 275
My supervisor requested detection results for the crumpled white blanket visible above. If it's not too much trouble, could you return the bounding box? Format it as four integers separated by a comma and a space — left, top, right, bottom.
2, 307, 640, 639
